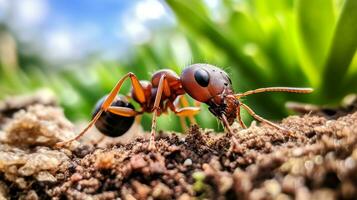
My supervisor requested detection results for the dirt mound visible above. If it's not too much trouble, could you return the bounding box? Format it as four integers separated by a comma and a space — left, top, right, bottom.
1, 93, 357, 200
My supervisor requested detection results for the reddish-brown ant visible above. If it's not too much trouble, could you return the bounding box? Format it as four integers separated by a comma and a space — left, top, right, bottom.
56, 63, 313, 150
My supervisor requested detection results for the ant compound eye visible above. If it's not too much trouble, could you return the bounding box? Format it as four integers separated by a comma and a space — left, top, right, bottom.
194, 69, 210, 87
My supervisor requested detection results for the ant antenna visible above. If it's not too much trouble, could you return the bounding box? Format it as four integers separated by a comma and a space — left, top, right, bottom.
235, 87, 313, 99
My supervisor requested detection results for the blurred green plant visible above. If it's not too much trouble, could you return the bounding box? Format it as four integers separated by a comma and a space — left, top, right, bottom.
0, 0, 356, 132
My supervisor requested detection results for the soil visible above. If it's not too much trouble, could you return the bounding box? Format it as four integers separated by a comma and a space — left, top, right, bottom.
1, 92, 357, 200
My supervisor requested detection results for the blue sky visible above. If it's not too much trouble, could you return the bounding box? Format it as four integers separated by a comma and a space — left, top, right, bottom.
49, 1, 132, 33
0, 0, 174, 63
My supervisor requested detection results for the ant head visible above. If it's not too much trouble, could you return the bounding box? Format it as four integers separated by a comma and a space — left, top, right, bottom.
181, 63, 234, 103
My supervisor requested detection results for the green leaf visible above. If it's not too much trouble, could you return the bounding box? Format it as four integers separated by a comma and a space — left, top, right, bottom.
341, 53, 357, 92
321, 0, 357, 101
296, 0, 335, 86
165, 0, 272, 87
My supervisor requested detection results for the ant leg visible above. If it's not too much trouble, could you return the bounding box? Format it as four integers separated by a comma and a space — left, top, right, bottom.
179, 95, 198, 125
170, 98, 200, 117
149, 74, 169, 150
173, 106, 200, 132
58, 106, 139, 147
56, 73, 145, 147
170, 100, 187, 132
179, 116, 188, 132
56, 109, 104, 147
240, 103, 291, 133
169, 99, 200, 131
221, 114, 234, 134
173, 107, 200, 116
235, 87, 313, 99
236, 105, 247, 129
150, 111, 158, 150
135, 115, 143, 124
221, 114, 240, 151
92, 135, 105, 145
106, 106, 138, 117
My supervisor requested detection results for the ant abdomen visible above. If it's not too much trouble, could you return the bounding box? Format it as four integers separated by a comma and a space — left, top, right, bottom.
92, 95, 135, 137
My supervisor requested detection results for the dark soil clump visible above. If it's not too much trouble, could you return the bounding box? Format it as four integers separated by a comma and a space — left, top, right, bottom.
1, 93, 357, 199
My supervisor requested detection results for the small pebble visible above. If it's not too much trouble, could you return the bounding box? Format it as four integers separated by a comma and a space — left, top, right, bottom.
183, 159, 192, 166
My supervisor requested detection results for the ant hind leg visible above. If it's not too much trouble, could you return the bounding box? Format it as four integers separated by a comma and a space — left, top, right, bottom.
56, 73, 145, 147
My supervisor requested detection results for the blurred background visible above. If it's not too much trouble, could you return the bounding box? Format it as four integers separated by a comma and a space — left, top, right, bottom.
0, 0, 356, 132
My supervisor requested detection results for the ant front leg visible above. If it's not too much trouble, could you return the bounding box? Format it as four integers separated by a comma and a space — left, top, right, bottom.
240, 103, 292, 134
56, 73, 146, 147
220, 114, 240, 152
236, 105, 247, 129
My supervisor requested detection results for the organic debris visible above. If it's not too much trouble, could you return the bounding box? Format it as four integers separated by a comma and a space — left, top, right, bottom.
0, 90, 57, 125
0, 94, 357, 199
2, 105, 76, 147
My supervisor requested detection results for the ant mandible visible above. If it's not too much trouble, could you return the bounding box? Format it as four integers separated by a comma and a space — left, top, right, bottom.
56, 63, 313, 150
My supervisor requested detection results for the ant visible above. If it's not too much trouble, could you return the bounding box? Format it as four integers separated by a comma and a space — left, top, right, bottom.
56, 63, 313, 150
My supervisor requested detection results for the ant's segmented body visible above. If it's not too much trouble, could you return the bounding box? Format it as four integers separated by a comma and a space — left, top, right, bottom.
57, 63, 313, 150
91, 95, 136, 137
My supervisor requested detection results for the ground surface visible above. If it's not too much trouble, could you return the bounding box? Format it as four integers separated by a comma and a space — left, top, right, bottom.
1, 92, 357, 200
